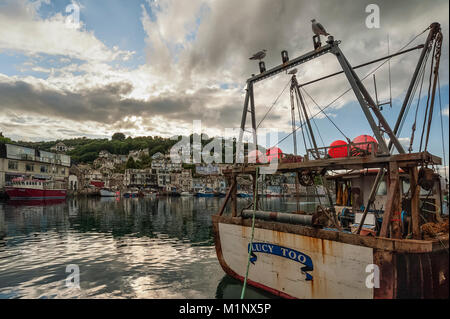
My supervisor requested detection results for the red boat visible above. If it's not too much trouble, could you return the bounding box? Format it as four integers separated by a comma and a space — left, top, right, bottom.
5, 178, 66, 200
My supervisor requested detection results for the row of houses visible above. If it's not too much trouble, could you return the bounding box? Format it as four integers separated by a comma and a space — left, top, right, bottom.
70, 152, 230, 192
0, 141, 314, 196
0, 143, 70, 188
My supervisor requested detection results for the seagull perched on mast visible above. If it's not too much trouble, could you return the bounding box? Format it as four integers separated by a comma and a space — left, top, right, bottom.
249, 49, 267, 61
311, 19, 329, 36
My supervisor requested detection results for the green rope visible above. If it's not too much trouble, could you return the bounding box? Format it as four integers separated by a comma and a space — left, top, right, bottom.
241, 167, 259, 299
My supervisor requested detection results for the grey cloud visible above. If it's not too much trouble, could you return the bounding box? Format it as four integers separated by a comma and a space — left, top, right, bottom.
1, 0, 448, 141
181, 0, 448, 85
0, 79, 245, 129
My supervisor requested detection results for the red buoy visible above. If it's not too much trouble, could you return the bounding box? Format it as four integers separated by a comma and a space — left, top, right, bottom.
352, 135, 378, 155
328, 140, 349, 158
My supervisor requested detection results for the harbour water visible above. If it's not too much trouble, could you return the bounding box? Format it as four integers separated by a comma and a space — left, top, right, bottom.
0, 197, 318, 299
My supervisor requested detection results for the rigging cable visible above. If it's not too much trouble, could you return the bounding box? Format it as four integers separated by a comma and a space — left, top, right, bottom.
423, 32, 442, 152
256, 78, 291, 129
419, 38, 437, 152
295, 89, 314, 153
437, 75, 448, 186
268, 28, 429, 149
296, 88, 320, 158
407, 49, 430, 152
301, 86, 350, 142
398, 46, 430, 135
388, 34, 393, 108
294, 88, 311, 154
301, 89, 326, 147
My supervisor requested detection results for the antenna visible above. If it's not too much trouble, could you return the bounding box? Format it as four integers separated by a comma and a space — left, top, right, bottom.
388, 34, 392, 108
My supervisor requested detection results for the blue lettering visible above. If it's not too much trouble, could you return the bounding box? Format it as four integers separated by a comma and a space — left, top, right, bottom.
247, 242, 314, 281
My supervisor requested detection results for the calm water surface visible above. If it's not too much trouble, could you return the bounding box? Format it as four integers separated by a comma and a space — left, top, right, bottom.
0, 197, 318, 299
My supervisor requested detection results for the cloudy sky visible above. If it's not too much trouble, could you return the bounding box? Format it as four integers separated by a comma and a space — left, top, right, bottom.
0, 0, 448, 168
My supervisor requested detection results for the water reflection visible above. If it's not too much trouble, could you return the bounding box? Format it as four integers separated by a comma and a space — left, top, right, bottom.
215, 275, 281, 299
0, 196, 319, 299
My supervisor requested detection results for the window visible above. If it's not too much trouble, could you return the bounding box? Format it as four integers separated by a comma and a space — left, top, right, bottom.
41, 165, 49, 173
8, 161, 18, 170
6, 144, 35, 160
61, 168, 66, 175
26, 164, 34, 172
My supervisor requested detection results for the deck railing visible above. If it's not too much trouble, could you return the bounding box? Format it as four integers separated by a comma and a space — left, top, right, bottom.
305, 142, 379, 161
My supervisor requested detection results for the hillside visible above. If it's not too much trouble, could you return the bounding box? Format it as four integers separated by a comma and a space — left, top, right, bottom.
0, 133, 257, 165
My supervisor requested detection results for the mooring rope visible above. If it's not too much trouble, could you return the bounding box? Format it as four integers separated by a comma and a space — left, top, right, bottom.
241, 167, 259, 299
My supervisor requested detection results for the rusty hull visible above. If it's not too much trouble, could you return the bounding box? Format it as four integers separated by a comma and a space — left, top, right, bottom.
212, 214, 449, 299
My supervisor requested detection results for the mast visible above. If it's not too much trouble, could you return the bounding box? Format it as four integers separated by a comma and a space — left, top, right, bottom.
388, 22, 441, 152
292, 75, 320, 158
331, 41, 404, 154
290, 82, 298, 156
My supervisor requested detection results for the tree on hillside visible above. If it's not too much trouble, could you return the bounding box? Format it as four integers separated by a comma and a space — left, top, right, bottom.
139, 154, 152, 168
112, 132, 126, 141
0, 135, 12, 144
126, 157, 138, 169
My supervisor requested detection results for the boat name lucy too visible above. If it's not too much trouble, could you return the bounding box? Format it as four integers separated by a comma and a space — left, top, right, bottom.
248, 242, 314, 281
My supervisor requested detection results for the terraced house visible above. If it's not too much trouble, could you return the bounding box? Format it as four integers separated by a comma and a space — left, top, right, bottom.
0, 143, 70, 189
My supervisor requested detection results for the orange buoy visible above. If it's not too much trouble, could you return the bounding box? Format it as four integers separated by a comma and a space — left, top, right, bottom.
266, 147, 283, 163
352, 135, 378, 155
328, 140, 349, 158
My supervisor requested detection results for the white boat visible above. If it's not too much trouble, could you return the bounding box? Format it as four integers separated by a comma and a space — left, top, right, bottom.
180, 191, 194, 196
196, 189, 215, 197
100, 188, 119, 197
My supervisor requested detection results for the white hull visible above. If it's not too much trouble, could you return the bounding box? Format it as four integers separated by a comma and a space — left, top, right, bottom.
100, 189, 118, 197
216, 221, 374, 299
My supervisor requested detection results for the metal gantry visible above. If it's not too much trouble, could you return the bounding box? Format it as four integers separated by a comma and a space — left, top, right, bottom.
236, 35, 410, 161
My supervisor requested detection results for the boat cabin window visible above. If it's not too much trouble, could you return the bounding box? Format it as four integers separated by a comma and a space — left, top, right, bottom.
376, 180, 387, 196
402, 179, 437, 196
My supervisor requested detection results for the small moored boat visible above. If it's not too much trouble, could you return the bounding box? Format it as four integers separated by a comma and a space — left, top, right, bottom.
5, 178, 66, 200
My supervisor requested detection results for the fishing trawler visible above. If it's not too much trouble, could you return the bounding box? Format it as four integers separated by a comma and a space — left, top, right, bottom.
213, 22, 448, 299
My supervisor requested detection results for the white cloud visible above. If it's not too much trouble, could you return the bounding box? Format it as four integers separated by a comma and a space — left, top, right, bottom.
0, 0, 448, 143
443, 105, 449, 117
0, 0, 134, 62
